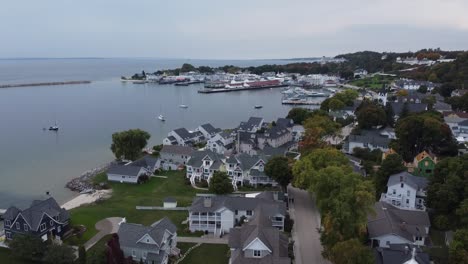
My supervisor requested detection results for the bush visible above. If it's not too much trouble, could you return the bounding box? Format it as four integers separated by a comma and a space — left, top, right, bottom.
138, 175, 150, 184
184, 177, 192, 186
284, 214, 294, 233
434, 215, 450, 230
198, 179, 209, 188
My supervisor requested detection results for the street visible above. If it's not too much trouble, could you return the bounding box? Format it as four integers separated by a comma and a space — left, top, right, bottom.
288, 186, 331, 264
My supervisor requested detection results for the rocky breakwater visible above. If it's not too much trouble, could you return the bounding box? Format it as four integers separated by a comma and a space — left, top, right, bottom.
66, 162, 113, 192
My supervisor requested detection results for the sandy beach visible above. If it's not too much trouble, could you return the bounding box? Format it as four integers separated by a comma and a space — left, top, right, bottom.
62, 190, 112, 210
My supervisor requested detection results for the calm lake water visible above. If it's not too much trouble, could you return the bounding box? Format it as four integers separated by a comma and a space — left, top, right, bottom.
0, 58, 321, 209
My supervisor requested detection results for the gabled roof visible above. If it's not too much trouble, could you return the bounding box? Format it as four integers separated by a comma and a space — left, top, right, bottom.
390, 102, 427, 116
367, 201, 430, 242
160, 145, 194, 156
131, 155, 158, 168
173, 128, 192, 140
239, 117, 264, 131
4, 197, 69, 231
261, 126, 290, 140
443, 111, 468, 119
374, 244, 430, 264
433, 101, 452, 112
387, 172, 428, 191
414, 150, 436, 162
186, 149, 223, 167
200, 123, 221, 136
276, 118, 294, 128
190, 195, 286, 216
118, 217, 176, 252
107, 165, 143, 176
236, 153, 265, 171
348, 130, 391, 147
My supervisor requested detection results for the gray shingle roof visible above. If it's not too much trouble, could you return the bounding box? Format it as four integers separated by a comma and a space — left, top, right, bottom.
236, 153, 264, 170
4, 197, 69, 231
107, 165, 143, 176
131, 155, 158, 168
239, 117, 264, 131
374, 244, 430, 264
261, 126, 290, 140
387, 172, 428, 191
348, 130, 391, 148
163, 197, 176, 203
190, 195, 286, 216
173, 128, 192, 140
367, 201, 430, 242
186, 149, 223, 167
118, 217, 176, 252
276, 118, 293, 128
160, 145, 194, 156
390, 102, 427, 116
200, 123, 221, 136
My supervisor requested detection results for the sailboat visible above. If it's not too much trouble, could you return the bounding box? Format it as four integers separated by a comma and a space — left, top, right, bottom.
179, 104, 188, 108
49, 121, 59, 131
158, 114, 165, 121
254, 105, 263, 109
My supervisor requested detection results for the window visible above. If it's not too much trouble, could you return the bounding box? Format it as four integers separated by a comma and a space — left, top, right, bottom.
147, 238, 150, 243
386, 241, 390, 245
415, 236, 423, 241
407, 190, 410, 196
401, 183, 404, 188
143, 252, 147, 259
235, 210, 238, 215
16, 222, 20, 230
5, 220, 11, 227
424, 161, 429, 166
50, 220, 54, 227
40, 223, 46, 232
132, 250, 136, 258
246, 210, 253, 216
406, 199, 409, 204
253, 250, 261, 257
392, 189, 396, 195
24, 224, 28, 231
6, 232, 12, 239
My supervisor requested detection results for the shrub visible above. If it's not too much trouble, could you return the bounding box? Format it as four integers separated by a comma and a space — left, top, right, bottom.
434, 215, 450, 230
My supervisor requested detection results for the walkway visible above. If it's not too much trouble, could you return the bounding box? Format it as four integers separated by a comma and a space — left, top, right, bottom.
84, 217, 123, 250
177, 236, 228, 244
191, 184, 208, 191
288, 186, 330, 264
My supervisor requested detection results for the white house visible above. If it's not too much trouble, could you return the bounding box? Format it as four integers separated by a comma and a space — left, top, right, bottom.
188, 193, 286, 235
107, 165, 148, 184
118, 218, 178, 264
380, 172, 428, 211
368, 201, 430, 248
163, 197, 177, 208
354, 69, 368, 78
196, 123, 221, 140
163, 128, 204, 146
225, 154, 277, 188
186, 150, 224, 184
238, 117, 265, 133
207, 131, 235, 155
159, 145, 194, 170
345, 130, 391, 154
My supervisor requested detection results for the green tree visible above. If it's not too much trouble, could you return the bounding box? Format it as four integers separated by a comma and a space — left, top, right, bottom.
180, 63, 196, 73
394, 113, 457, 161
78, 245, 86, 264
327, 239, 374, 264
374, 153, 405, 196
355, 101, 387, 129
449, 229, 468, 264
265, 156, 293, 191
286, 108, 311, 124
7, 234, 46, 261
384, 103, 395, 127
301, 114, 340, 153
328, 98, 346, 111
110, 129, 151, 160
418, 85, 428, 94
43, 244, 76, 264
292, 147, 350, 189
209, 171, 233, 194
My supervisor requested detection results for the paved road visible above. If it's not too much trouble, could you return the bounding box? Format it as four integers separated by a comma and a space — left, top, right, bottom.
288, 186, 330, 264
84, 217, 122, 250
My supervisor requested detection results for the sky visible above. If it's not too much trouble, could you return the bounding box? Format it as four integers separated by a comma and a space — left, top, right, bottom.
1, 0, 468, 59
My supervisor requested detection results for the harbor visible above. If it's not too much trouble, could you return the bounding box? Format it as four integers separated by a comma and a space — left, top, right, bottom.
198, 84, 287, 93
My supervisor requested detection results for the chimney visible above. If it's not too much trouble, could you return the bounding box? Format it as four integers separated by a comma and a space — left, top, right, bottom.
203, 196, 212, 208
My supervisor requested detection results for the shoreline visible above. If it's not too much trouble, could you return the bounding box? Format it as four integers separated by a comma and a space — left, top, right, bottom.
0, 80, 91, 89
61, 189, 112, 210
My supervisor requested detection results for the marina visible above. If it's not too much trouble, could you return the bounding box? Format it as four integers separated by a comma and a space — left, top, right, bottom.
198, 84, 287, 93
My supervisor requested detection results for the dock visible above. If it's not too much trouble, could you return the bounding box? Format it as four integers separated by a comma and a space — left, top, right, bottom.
281, 100, 321, 105
198, 84, 287, 94
0, 81, 91, 89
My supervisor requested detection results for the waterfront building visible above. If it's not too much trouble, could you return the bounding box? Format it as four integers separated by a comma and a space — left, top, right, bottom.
159, 145, 194, 170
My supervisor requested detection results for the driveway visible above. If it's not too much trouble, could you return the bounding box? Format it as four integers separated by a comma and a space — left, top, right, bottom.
177, 236, 228, 244
84, 217, 123, 250
288, 186, 330, 264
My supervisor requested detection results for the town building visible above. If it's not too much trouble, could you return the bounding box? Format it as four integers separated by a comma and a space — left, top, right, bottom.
406, 151, 437, 177
380, 172, 428, 211
186, 149, 224, 184
225, 153, 277, 188
163, 128, 204, 146
196, 123, 222, 140
374, 244, 430, 264
207, 131, 235, 155
188, 193, 286, 235
118, 217, 178, 264
238, 117, 265, 133
228, 209, 291, 264
367, 201, 430, 248
354, 69, 368, 78
3, 197, 70, 241
344, 129, 391, 154
107, 164, 149, 184
393, 79, 437, 91
389, 102, 427, 120
159, 145, 194, 170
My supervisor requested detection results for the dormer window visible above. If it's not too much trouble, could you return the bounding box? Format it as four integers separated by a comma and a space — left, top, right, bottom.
253, 250, 261, 257
147, 238, 150, 243
401, 183, 404, 188
24, 224, 29, 231
16, 222, 20, 230
5, 220, 11, 227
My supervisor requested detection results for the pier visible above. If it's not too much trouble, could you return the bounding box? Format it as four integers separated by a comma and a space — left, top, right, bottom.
198, 84, 287, 94
0, 80, 91, 89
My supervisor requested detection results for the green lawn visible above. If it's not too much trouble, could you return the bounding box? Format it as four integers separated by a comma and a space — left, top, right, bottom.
179, 244, 230, 264
86, 234, 112, 263
68, 170, 205, 245
349, 75, 395, 90
177, 242, 196, 255
0, 248, 36, 264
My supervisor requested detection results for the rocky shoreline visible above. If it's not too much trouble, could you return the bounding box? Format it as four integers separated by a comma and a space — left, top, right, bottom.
66, 162, 114, 192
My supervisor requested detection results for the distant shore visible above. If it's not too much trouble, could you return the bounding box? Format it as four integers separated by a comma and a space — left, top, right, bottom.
0, 80, 91, 88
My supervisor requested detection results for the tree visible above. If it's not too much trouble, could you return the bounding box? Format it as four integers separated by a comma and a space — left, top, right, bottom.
355, 101, 386, 129
209, 171, 233, 194
418, 85, 428, 94
78, 245, 87, 264
110, 129, 151, 160
43, 244, 76, 264
293, 148, 350, 189
374, 153, 405, 195
286, 108, 311, 124
180, 63, 196, 73
394, 113, 457, 161
7, 234, 46, 261
449, 229, 468, 263
396, 90, 409, 97
265, 156, 293, 191
326, 239, 374, 264
328, 98, 346, 111
301, 114, 340, 153
399, 102, 410, 119
384, 103, 395, 127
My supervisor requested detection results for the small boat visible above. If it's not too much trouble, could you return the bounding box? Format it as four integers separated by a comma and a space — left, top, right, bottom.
179, 104, 188, 108
158, 115, 165, 121
49, 121, 59, 131
254, 105, 263, 109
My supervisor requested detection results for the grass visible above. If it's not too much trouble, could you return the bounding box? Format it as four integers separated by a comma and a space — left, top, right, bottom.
0, 248, 37, 264
177, 242, 196, 255
237, 185, 280, 192
179, 244, 230, 264
86, 234, 112, 263
68, 170, 206, 245
349, 75, 396, 90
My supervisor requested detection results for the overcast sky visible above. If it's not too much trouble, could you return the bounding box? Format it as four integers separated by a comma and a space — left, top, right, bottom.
1, 0, 468, 59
